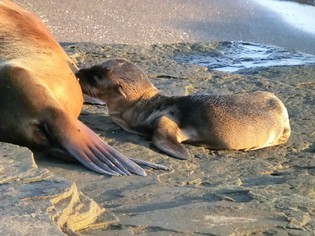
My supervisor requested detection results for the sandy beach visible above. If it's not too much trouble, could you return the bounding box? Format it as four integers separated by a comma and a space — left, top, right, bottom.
15, 0, 315, 55
38, 42, 315, 235
1, 1, 314, 235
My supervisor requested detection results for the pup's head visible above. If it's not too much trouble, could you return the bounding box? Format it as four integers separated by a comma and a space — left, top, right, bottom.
76, 58, 158, 106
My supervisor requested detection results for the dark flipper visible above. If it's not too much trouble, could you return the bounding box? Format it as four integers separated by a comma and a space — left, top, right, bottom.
152, 116, 190, 160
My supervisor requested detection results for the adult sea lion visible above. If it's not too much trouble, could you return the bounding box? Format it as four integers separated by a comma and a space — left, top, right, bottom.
77, 58, 291, 160
0, 0, 165, 176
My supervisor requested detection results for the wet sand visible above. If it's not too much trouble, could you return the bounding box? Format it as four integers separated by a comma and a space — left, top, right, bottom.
30, 42, 314, 235
15, 0, 315, 55
7, 1, 315, 234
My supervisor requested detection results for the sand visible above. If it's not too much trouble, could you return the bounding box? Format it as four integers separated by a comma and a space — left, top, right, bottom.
28, 42, 314, 235
15, 0, 315, 55
4, 1, 315, 235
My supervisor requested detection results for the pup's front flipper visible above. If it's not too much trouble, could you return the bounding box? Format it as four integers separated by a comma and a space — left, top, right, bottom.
152, 116, 190, 160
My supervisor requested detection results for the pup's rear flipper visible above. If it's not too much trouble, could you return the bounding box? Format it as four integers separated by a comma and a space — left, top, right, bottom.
152, 116, 190, 160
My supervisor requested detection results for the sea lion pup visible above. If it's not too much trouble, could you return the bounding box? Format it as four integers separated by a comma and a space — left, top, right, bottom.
77, 58, 291, 160
0, 0, 166, 176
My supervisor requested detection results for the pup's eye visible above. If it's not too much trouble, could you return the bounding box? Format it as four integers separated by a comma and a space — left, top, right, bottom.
93, 75, 101, 82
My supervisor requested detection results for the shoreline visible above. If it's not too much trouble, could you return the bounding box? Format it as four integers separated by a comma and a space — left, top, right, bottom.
15, 0, 315, 55
2, 1, 314, 235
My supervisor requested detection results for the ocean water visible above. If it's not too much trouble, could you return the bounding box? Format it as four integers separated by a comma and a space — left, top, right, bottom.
253, 0, 315, 36
174, 1, 315, 73
173, 41, 315, 73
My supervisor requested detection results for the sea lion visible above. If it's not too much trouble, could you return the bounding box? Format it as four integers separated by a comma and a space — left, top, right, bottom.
77, 58, 291, 160
0, 0, 166, 176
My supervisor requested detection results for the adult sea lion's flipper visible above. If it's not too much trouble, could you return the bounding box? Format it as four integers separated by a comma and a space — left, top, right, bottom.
71, 120, 147, 176
41, 110, 148, 176
129, 158, 170, 170
152, 116, 190, 160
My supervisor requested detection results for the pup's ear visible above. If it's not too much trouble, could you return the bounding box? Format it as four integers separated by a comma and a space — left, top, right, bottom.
117, 85, 127, 98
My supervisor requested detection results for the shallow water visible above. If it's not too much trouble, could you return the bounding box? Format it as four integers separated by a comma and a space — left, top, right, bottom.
174, 41, 315, 73
253, 0, 315, 36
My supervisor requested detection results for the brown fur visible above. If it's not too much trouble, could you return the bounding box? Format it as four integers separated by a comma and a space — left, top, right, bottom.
0, 1, 165, 176
77, 58, 291, 159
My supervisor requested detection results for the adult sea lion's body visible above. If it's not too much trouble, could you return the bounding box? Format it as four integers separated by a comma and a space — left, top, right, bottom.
77, 58, 291, 159
0, 0, 163, 176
